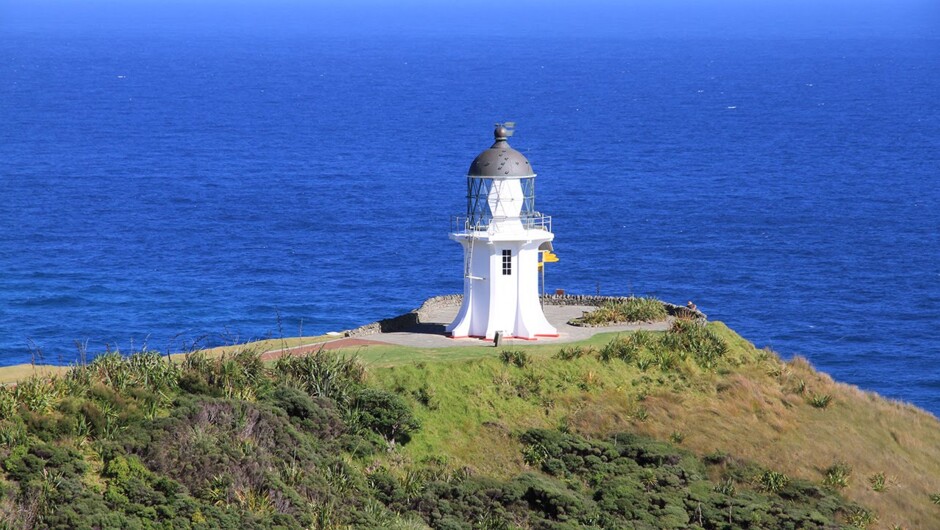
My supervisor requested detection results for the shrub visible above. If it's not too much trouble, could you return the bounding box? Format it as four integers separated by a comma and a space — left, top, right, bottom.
512, 371, 544, 400
81, 351, 180, 393
600, 336, 640, 363
617, 297, 668, 322
846, 506, 877, 528
930, 492, 940, 505
809, 393, 833, 409
868, 472, 887, 492
499, 350, 529, 368
654, 349, 679, 371
662, 320, 728, 369
510, 472, 599, 523
273, 348, 364, 405
759, 470, 789, 493
714, 478, 736, 496
555, 345, 592, 360
177, 349, 267, 400
794, 378, 806, 394
0, 387, 19, 420
823, 462, 851, 490
570, 297, 668, 326
269, 385, 345, 438
367, 468, 403, 505
349, 389, 419, 445
12, 376, 64, 413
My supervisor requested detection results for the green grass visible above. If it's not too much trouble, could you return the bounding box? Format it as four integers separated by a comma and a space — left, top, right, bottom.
360, 323, 728, 473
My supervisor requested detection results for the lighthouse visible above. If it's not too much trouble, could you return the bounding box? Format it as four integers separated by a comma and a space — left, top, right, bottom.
446, 124, 558, 340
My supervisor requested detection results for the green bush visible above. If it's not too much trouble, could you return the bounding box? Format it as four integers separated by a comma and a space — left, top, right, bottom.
600, 336, 641, 363
758, 470, 789, 493
269, 385, 345, 438
824, 462, 851, 490
81, 351, 180, 393
809, 393, 833, 409
349, 388, 420, 445
661, 320, 728, 369
273, 348, 364, 405
555, 345, 592, 360
846, 506, 878, 528
869, 472, 887, 492
499, 350, 529, 368
571, 297, 668, 326
176, 349, 268, 401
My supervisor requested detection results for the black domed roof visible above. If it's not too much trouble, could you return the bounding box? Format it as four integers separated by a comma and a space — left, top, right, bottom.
467, 125, 535, 178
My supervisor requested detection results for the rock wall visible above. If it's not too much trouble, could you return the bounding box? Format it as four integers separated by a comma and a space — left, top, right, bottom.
343, 295, 463, 337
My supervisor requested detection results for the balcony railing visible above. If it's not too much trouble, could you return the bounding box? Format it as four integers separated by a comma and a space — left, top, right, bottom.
451, 214, 552, 234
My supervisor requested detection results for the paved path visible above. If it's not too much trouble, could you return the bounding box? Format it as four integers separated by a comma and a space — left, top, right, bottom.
363, 304, 670, 349
262, 304, 671, 360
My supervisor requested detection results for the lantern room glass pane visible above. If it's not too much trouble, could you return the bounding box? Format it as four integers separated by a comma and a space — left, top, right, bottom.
466, 177, 493, 229
520, 177, 535, 217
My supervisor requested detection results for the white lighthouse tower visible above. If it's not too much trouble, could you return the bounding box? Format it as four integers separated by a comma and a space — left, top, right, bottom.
447, 124, 557, 340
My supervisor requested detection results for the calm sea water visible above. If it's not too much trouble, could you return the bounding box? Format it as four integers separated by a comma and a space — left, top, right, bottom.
1, 31, 937, 414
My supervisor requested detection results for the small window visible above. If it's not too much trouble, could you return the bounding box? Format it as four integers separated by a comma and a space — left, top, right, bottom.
502, 250, 512, 276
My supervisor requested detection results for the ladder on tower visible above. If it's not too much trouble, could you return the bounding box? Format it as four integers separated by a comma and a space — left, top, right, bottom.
464, 230, 484, 281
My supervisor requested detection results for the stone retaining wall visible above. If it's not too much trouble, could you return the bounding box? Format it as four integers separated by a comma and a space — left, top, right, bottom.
343, 295, 463, 337
343, 293, 705, 337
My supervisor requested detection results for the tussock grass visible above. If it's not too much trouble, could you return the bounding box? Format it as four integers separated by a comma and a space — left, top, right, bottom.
869, 472, 887, 492
498, 350, 529, 368
273, 348, 364, 405
569, 296, 668, 326
0, 335, 335, 386
824, 462, 852, 490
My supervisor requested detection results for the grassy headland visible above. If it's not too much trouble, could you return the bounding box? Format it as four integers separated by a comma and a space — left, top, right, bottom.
0, 319, 937, 528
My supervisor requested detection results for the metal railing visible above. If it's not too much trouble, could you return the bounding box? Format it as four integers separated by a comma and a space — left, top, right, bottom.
450, 214, 552, 234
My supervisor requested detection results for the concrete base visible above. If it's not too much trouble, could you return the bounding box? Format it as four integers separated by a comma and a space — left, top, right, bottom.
371, 302, 670, 349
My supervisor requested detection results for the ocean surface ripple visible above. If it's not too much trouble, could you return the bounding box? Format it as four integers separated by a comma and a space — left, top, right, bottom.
1, 34, 937, 414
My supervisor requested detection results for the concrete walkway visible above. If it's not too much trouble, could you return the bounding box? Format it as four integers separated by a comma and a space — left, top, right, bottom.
366, 304, 670, 349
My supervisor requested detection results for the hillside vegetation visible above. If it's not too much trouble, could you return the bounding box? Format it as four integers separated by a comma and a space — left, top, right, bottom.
568, 297, 669, 326
1, 318, 938, 529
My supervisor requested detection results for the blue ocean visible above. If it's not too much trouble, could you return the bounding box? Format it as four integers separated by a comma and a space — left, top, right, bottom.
1, 4, 938, 414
